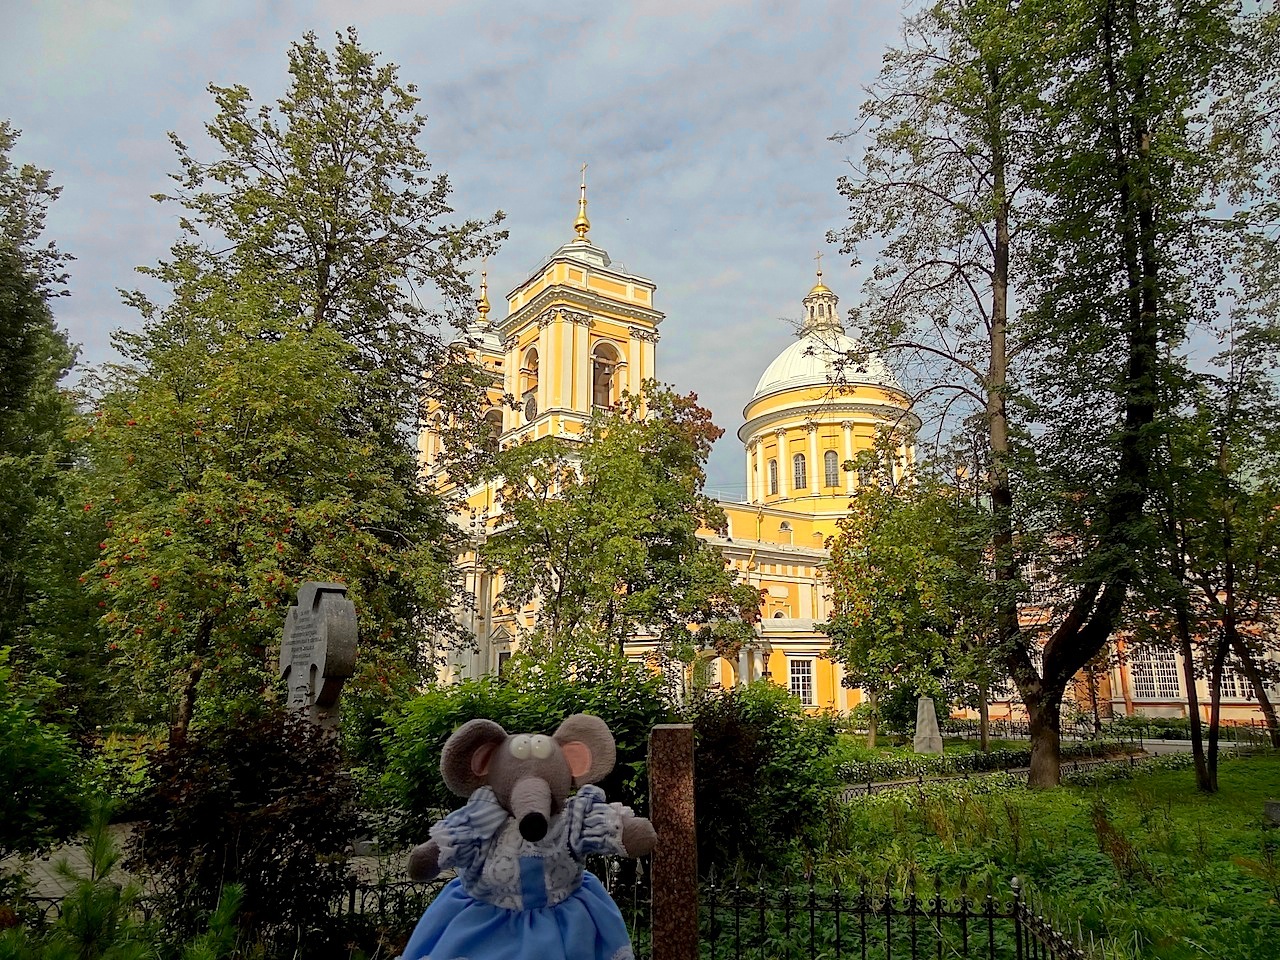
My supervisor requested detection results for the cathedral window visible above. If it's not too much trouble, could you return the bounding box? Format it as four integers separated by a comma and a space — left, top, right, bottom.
521, 348, 540, 399
789, 659, 815, 706
592, 341, 622, 409
824, 449, 839, 487
792, 453, 807, 491
1130, 647, 1181, 700
768, 459, 778, 495
483, 409, 503, 449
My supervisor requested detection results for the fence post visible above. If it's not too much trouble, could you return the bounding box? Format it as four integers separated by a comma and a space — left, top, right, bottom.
650, 723, 697, 960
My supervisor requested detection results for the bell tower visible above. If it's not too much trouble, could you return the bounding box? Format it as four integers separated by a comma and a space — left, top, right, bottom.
496, 166, 664, 443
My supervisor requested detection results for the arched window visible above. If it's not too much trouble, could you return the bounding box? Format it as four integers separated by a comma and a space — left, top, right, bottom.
824, 449, 839, 487
592, 341, 623, 409
768, 459, 778, 495
521, 348, 540, 397
792, 453, 807, 491
483, 408, 503, 448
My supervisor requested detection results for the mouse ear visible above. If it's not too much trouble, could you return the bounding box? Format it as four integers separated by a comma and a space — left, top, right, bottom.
441, 719, 508, 796
552, 714, 616, 786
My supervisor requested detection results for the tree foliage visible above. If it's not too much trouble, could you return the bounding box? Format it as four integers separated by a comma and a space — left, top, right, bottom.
479, 382, 760, 653
831, 0, 1275, 784
0, 648, 88, 863
0, 122, 78, 655
821, 451, 1000, 747
76, 30, 504, 739
127, 708, 357, 956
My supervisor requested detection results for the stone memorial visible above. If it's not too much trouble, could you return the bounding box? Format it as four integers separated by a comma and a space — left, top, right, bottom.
913, 696, 944, 755
279, 581, 357, 730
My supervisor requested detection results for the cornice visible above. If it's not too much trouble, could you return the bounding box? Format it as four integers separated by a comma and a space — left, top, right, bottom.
500, 284, 664, 334
737, 401, 922, 445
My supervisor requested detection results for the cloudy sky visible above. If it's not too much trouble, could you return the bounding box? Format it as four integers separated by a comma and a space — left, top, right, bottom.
5, 0, 907, 492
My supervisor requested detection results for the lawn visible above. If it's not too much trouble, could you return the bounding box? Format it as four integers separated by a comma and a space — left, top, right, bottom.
816, 754, 1280, 959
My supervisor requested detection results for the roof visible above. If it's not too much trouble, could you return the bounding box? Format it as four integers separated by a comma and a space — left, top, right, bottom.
752, 330, 901, 400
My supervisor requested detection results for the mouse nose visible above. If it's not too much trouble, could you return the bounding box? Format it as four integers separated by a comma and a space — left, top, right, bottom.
519, 812, 548, 841
510, 775, 553, 842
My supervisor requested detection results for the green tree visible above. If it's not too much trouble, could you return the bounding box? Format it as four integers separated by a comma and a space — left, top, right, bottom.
0, 648, 87, 865
479, 382, 760, 655
146, 28, 505, 468
0, 122, 78, 655
832, 0, 1270, 785
81, 309, 455, 740
821, 452, 999, 749
81, 29, 502, 742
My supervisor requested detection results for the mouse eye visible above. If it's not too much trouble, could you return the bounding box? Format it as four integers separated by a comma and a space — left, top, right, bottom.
530, 735, 555, 759
508, 735, 532, 760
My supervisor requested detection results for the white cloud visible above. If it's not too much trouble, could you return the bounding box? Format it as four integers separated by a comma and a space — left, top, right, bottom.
3, 0, 904, 487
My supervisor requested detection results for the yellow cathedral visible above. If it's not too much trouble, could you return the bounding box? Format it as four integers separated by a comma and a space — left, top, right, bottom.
418, 177, 917, 713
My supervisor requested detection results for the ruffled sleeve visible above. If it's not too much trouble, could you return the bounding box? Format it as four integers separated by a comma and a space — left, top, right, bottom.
565, 784, 629, 859
429, 786, 511, 873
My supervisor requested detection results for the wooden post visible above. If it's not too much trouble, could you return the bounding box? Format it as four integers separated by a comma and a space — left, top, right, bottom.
649, 723, 697, 960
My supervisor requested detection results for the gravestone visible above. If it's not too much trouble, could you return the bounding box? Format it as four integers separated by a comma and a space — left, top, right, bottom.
279, 581, 357, 730
913, 696, 944, 754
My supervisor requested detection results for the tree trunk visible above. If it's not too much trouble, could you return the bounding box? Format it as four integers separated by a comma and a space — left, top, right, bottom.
867, 689, 879, 750
1206, 635, 1227, 792
979, 681, 990, 753
1228, 633, 1280, 749
1025, 686, 1063, 788
1172, 588, 1212, 790
170, 659, 203, 749
169, 614, 213, 749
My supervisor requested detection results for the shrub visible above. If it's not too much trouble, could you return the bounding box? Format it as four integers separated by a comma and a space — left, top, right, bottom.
82, 729, 167, 822
127, 707, 357, 957
0, 648, 88, 863
688, 681, 837, 874
379, 645, 674, 844
1, 806, 242, 960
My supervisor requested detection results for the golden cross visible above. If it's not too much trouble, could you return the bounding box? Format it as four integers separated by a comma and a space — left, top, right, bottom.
813, 250, 824, 276
580, 161, 588, 186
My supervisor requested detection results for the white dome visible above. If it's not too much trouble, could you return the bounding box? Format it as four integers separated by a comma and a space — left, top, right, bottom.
752, 331, 900, 400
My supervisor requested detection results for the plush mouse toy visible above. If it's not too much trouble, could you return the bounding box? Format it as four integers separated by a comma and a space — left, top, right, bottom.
401, 714, 657, 960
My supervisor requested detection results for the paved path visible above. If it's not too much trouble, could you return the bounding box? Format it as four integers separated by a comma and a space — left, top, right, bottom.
3, 825, 409, 899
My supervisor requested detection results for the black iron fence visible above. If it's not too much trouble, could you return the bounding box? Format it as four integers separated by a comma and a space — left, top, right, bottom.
19, 872, 1092, 960
701, 876, 1088, 960
938, 716, 1274, 746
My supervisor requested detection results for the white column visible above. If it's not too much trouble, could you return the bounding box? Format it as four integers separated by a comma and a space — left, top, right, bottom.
737, 648, 751, 686
747, 440, 758, 503
775, 429, 789, 498
536, 319, 551, 415
628, 338, 643, 396
808, 425, 820, 495
503, 342, 517, 433
842, 421, 854, 493
572, 321, 590, 412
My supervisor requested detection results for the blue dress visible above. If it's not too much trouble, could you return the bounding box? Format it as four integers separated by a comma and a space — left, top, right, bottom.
401, 785, 637, 960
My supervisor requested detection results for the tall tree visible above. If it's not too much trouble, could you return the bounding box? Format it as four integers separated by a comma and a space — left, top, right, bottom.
143, 27, 505, 477
479, 383, 760, 656
822, 451, 1000, 749
1012, 0, 1265, 785
832, 0, 1269, 784
83, 30, 503, 742
0, 122, 78, 655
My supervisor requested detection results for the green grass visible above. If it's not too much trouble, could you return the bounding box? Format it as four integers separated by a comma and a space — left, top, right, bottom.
815, 753, 1280, 959
833, 734, 1030, 762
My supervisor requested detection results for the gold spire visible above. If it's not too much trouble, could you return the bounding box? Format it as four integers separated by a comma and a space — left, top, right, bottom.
809, 251, 831, 295
476, 265, 491, 325
573, 161, 591, 243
